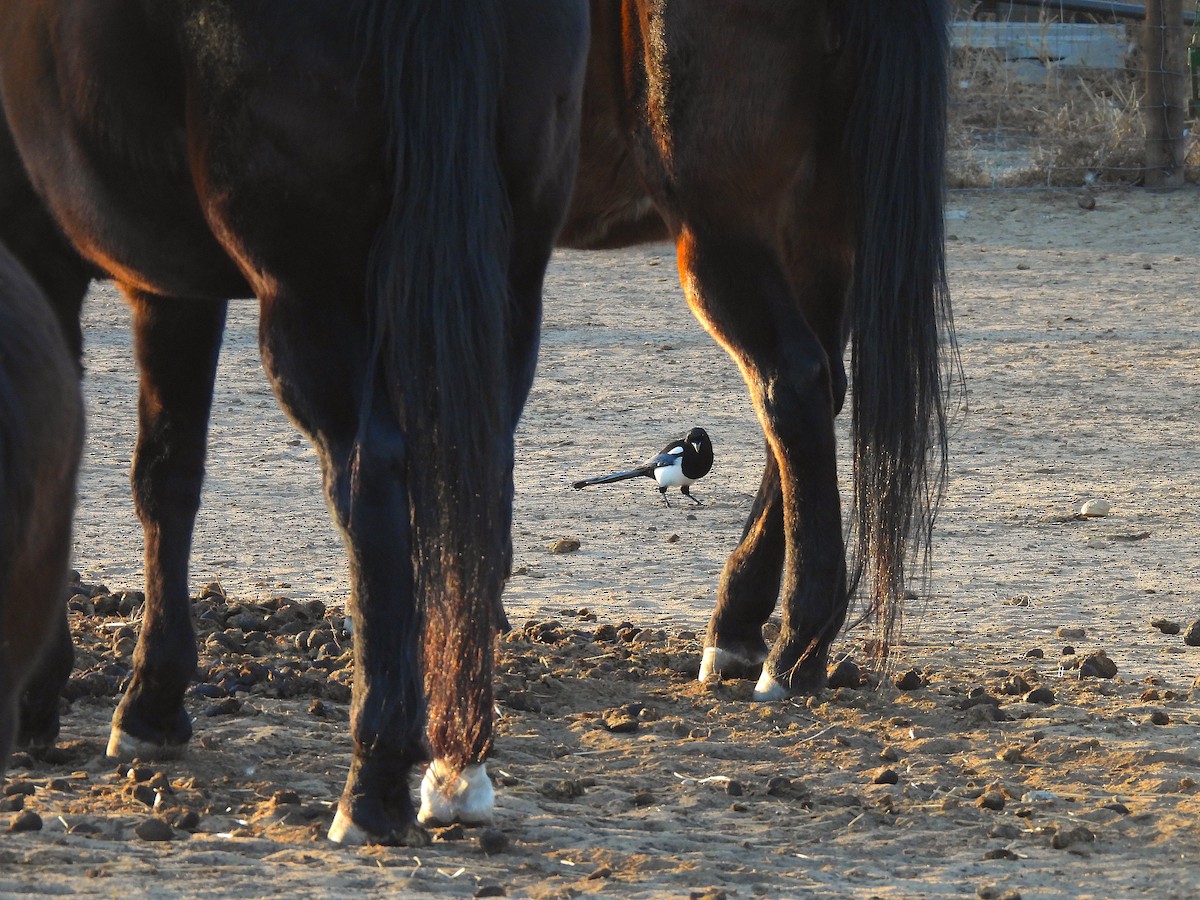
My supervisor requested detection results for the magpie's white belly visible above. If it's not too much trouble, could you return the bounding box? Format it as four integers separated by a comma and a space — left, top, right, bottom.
654, 462, 692, 488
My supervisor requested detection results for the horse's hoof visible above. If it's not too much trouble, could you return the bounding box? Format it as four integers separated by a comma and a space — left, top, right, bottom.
418, 761, 495, 827
752, 667, 792, 701
328, 808, 429, 846
698, 645, 767, 682
105, 726, 186, 761
327, 808, 368, 844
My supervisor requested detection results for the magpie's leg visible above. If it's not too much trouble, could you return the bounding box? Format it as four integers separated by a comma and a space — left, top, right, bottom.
681, 486, 703, 506
659, 486, 671, 508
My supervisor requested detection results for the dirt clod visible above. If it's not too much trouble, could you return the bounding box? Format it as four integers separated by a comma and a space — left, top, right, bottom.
7, 810, 42, 833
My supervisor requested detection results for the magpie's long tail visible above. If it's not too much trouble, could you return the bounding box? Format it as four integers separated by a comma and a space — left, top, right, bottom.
572, 467, 652, 489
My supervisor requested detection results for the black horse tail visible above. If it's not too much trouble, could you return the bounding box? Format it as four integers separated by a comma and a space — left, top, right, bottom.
357, 1, 510, 774
837, 0, 958, 658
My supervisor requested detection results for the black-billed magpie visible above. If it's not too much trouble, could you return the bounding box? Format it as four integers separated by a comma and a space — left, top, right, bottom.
572, 427, 712, 506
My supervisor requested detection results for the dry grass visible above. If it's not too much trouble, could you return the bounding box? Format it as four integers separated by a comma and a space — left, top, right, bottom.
947, 13, 1200, 187
949, 48, 1149, 187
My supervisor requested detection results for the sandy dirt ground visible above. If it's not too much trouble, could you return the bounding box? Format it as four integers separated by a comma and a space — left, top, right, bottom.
2, 188, 1199, 898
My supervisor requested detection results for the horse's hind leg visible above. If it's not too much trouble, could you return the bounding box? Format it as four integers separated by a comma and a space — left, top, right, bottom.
681, 228, 849, 697
108, 292, 227, 758
251, 298, 428, 845
699, 245, 851, 686
699, 448, 783, 680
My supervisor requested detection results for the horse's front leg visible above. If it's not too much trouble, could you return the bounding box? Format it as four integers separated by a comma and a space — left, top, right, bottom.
107, 292, 227, 758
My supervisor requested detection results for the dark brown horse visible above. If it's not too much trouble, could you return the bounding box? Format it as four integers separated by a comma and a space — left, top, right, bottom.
0, 0, 953, 845
0, 242, 83, 774
562, 0, 955, 697
0, 0, 588, 843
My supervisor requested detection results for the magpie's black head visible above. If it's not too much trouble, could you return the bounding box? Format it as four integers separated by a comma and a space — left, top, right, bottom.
684, 427, 713, 478
685, 427, 710, 451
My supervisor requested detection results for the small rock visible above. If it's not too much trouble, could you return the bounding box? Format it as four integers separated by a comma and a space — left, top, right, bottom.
478, 827, 509, 855
999, 675, 1030, 696
895, 669, 922, 691
204, 697, 242, 717
1077, 192, 1096, 211
1077, 650, 1117, 679
977, 790, 1006, 811
4, 781, 36, 797
827, 659, 861, 689
165, 808, 200, 831
725, 780, 744, 797
977, 886, 1021, 900
134, 817, 174, 842
601, 708, 639, 734
966, 703, 1009, 724
200, 581, 226, 600
765, 776, 794, 797
538, 779, 586, 801
1023, 686, 1055, 705
1056, 626, 1086, 641
871, 768, 899, 785
548, 538, 580, 554
130, 784, 156, 808
1079, 498, 1111, 517
981, 848, 1019, 860
1024, 648, 1044, 659
0, 796, 24, 813
7, 810, 41, 833
1147, 709, 1170, 726
1184, 621, 1200, 647
958, 688, 1002, 710
474, 886, 506, 899
631, 789, 656, 807
1151, 618, 1181, 635
1049, 825, 1094, 849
